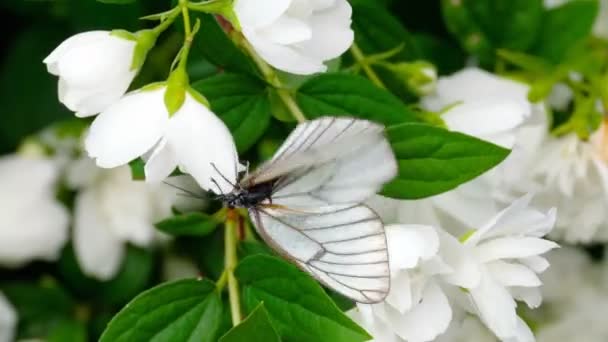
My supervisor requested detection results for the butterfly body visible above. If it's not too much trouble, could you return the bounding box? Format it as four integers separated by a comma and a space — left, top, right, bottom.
218, 180, 275, 209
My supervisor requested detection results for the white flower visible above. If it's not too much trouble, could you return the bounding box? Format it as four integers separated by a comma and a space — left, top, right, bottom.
460, 195, 558, 342
530, 125, 608, 243
68, 157, 178, 280
0, 155, 69, 267
234, 0, 354, 75
0, 292, 16, 342
369, 68, 545, 235
85, 86, 239, 194
350, 225, 479, 342
436, 315, 498, 342
44, 31, 139, 117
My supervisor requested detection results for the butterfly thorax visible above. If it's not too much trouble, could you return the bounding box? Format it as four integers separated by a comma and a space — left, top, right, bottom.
218, 180, 275, 209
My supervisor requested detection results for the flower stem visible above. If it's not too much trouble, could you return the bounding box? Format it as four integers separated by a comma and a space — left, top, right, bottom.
238, 35, 307, 123
151, 7, 182, 36
350, 43, 387, 89
180, 0, 192, 37
225, 209, 242, 326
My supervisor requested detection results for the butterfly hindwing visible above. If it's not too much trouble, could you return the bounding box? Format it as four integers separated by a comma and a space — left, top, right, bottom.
249, 204, 390, 304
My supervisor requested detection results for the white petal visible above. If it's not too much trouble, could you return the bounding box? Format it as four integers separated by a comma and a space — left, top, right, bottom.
520, 256, 550, 273
259, 16, 312, 45
244, 30, 326, 74
145, 138, 178, 183
56, 34, 135, 87
297, 0, 354, 60
486, 260, 542, 287
504, 317, 535, 342
385, 224, 439, 271
0, 198, 69, 267
475, 237, 559, 262
234, 0, 291, 29
384, 282, 453, 342
44, 31, 111, 73
509, 287, 542, 309
443, 98, 530, 148
73, 189, 126, 280
85, 88, 168, 168
436, 228, 481, 289
166, 94, 238, 194
384, 272, 413, 314
347, 306, 400, 342
0, 293, 16, 342
469, 272, 518, 340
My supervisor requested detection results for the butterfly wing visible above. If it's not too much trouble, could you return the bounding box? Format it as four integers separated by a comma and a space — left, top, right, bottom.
249, 204, 390, 303
242, 117, 397, 207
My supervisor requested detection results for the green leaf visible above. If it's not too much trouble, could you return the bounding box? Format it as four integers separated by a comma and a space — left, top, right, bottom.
297, 73, 417, 125
533, 0, 599, 62
195, 14, 258, 76
47, 319, 87, 342
382, 123, 510, 199
219, 304, 280, 342
442, 0, 544, 65
235, 255, 371, 342
156, 212, 221, 237
96, 0, 136, 3
68, 0, 142, 31
1, 282, 74, 338
192, 73, 271, 153
100, 279, 224, 342
351, 1, 418, 60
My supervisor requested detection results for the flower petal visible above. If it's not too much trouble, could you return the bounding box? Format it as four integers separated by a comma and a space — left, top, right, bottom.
145, 138, 178, 183
234, 0, 291, 29
244, 30, 326, 74
475, 237, 559, 263
486, 260, 542, 287
436, 228, 481, 289
85, 88, 168, 168
469, 272, 518, 340
166, 94, 238, 194
297, 0, 354, 60
259, 16, 312, 45
384, 272, 413, 314
385, 224, 439, 271
73, 189, 125, 280
383, 282, 453, 342
0, 293, 16, 342
44, 31, 111, 74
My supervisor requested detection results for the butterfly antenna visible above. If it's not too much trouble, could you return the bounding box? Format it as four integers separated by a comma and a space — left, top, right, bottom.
210, 162, 237, 189
210, 177, 225, 197
162, 181, 206, 200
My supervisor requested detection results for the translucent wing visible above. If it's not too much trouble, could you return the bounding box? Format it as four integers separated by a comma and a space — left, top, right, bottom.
243, 117, 397, 207
249, 204, 390, 303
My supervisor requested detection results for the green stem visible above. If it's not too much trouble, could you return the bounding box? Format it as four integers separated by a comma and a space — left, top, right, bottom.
188, 0, 231, 13
180, 0, 192, 37
350, 43, 387, 89
224, 211, 242, 326
151, 7, 181, 36
239, 36, 307, 123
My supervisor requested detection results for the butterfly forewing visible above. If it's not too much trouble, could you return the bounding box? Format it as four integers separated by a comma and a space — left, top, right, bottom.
242, 117, 397, 303
249, 204, 390, 304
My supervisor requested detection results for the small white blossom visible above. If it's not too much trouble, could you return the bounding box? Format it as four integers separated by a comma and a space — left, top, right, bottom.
349, 225, 479, 342
234, 0, 354, 74
44, 31, 138, 117
85, 86, 239, 194
370, 68, 545, 235
0, 155, 69, 267
67, 157, 178, 280
460, 195, 558, 342
0, 292, 16, 342
530, 125, 608, 243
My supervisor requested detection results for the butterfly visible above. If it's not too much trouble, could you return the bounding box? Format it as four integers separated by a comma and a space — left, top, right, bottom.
214, 117, 397, 304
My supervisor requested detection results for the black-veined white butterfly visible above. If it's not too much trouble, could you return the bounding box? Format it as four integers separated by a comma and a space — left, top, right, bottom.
215, 117, 397, 304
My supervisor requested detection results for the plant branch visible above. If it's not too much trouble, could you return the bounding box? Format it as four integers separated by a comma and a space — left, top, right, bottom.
350, 43, 387, 89
238, 35, 307, 123
225, 209, 242, 326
